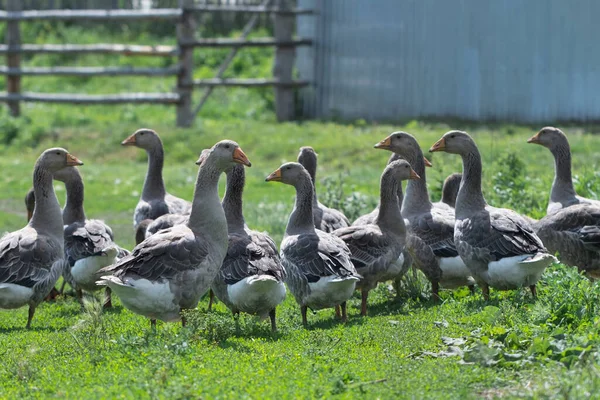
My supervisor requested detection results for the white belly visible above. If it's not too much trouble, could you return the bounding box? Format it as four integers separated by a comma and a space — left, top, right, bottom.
0, 284, 34, 309
71, 255, 118, 291
101, 276, 181, 322
306, 276, 358, 310
227, 275, 286, 317
439, 256, 476, 288
484, 253, 556, 290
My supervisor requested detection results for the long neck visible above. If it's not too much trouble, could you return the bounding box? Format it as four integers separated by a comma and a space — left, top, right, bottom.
187, 163, 225, 235
62, 171, 86, 225
142, 145, 166, 200
29, 166, 64, 240
286, 172, 317, 235
222, 165, 246, 233
300, 154, 319, 203
401, 149, 432, 216
455, 148, 487, 217
375, 174, 405, 235
550, 142, 577, 204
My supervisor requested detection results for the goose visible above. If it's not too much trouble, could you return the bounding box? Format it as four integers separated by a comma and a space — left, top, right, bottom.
266, 162, 360, 326
375, 132, 475, 295
297, 147, 350, 232
533, 204, 600, 278
135, 219, 153, 245
441, 173, 462, 208
211, 163, 286, 331
98, 140, 251, 327
527, 127, 600, 215
52, 166, 129, 308
121, 128, 192, 230
25, 188, 35, 222
429, 130, 557, 299
0, 148, 81, 328
332, 160, 418, 315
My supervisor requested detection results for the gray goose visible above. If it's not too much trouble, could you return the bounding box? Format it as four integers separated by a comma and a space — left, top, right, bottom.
297, 147, 350, 232
441, 173, 462, 208
266, 162, 360, 326
211, 164, 286, 331
430, 131, 556, 300
121, 128, 192, 230
0, 148, 81, 328
52, 166, 129, 308
98, 141, 251, 327
533, 204, 600, 278
332, 160, 418, 316
375, 132, 475, 296
527, 127, 600, 215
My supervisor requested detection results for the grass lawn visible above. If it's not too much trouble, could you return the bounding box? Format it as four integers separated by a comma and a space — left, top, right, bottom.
0, 23, 600, 399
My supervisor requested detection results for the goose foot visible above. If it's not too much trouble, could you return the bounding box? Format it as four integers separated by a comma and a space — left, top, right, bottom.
269, 309, 277, 332
59, 280, 67, 295
150, 319, 157, 331
432, 281, 440, 303
77, 289, 84, 306
26, 306, 35, 329
361, 289, 369, 316
340, 302, 348, 323
181, 315, 187, 327
482, 284, 490, 301
207, 289, 214, 311
103, 287, 112, 309
301, 306, 308, 328
334, 305, 341, 319
529, 285, 537, 298
44, 287, 60, 301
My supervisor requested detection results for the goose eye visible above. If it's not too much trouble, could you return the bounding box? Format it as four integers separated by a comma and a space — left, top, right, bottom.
225, 144, 230, 149
450, 135, 455, 139
140, 132, 144, 135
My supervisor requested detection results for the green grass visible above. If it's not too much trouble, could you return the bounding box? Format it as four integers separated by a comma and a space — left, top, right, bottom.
1, 23, 600, 399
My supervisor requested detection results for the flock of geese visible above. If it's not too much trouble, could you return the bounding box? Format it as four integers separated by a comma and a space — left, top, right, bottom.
1, 127, 599, 331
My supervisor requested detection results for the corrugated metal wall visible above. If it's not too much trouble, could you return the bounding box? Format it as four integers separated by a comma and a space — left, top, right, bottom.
297, 0, 600, 123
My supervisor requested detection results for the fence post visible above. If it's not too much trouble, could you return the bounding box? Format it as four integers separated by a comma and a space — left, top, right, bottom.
6, 0, 21, 117
176, 0, 195, 127
272, 0, 296, 121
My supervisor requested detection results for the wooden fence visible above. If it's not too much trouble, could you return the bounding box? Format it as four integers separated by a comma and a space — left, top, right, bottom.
0, 0, 312, 126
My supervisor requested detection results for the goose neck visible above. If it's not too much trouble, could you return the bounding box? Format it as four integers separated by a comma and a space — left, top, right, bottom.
187, 163, 226, 234
29, 166, 64, 240
550, 143, 577, 203
401, 151, 432, 216
62, 173, 86, 225
376, 175, 405, 235
142, 146, 166, 200
286, 172, 317, 235
455, 149, 487, 217
222, 165, 246, 233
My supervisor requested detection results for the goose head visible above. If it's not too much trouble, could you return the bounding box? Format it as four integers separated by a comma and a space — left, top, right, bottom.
429, 130, 475, 155
527, 127, 568, 150
203, 140, 251, 171
374, 131, 433, 167
121, 128, 162, 151
265, 162, 310, 186
38, 147, 83, 172
385, 159, 420, 181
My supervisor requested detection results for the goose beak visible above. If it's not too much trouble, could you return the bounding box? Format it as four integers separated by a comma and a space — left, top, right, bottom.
232, 147, 251, 167
66, 153, 83, 166
265, 169, 282, 182
374, 136, 392, 150
409, 169, 420, 180
423, 157, 433, 167
121, 133, 137, 146
429, 137, 446, 152
527, 132, 541, 144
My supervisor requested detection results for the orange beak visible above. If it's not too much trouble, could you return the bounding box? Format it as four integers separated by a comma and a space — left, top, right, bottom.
265, 169, 282, 182
409, 169, 420, 180
527, 132, 541, 144
374, 136, 392, 150
423, 157, 433, 167
429, 137, 446, 152
232, 147, 251, 167
121, 133, 137, 146
66, 153, 83, 166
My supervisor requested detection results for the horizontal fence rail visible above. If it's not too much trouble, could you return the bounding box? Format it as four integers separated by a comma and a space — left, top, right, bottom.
0, 65, 181, 76
0, 92, 181, 104
180, 37, 312, 47
0, 44, 178, 56
0, 9, 183, 21
192, 78, 310, 87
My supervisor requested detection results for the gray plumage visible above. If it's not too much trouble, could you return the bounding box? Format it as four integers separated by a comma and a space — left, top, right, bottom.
211, 164, 285, 330
441, 173, 462, 208
375, 132, 474, 295
0, 148, 79, 328
297, 146, 350, 232
267, 162, 359, 326
333, 160, 416, 315
430, 130, 556, 299
528, 127, 600, 215
533, 204, 600, 278
122, 128, 192, 229
98, 140, 251, 324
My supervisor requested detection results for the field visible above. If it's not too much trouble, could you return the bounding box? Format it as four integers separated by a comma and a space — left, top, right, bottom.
1, 23, 600, 399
